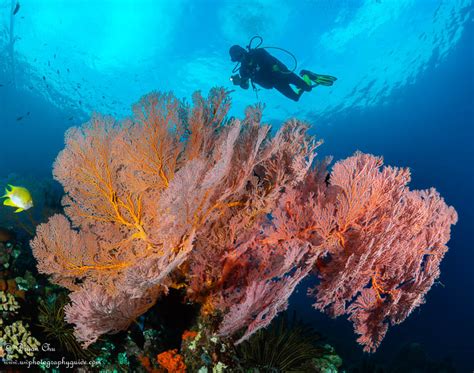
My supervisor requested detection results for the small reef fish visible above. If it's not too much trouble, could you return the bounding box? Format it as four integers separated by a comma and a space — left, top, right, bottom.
16, 112, 29, 121
2, 185, 33, 213
12, 2, 20, 16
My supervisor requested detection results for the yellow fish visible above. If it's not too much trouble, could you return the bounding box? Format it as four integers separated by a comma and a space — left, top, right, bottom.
2, 184, 34, 213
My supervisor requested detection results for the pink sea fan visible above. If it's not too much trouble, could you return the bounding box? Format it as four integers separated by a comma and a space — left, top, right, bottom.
218, 265, 314, 344
31, 88, 320, 346
309, 152, 458, 352
64, 283, 159, 348
217, 151, 457, 351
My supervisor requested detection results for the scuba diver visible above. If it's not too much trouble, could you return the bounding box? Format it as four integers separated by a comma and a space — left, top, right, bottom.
229, 38, 336, 102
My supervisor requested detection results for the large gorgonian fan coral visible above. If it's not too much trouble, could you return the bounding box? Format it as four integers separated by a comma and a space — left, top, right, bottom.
254, 153, 458, 352
31, 88, 319, 347
31, 88, 457, 352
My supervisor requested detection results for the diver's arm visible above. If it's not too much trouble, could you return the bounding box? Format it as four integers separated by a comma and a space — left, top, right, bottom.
232, 55, 252, 89
230, 74, 250, 89
239, 65, 251, 89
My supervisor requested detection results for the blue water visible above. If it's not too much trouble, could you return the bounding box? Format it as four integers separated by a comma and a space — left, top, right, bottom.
1, 0, 473, 371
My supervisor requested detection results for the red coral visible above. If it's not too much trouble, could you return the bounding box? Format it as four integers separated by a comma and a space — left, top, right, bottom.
304, 153, 457, 351
181, 330, 198, 341
214, 152, 456, 351
157, 349, 186, 373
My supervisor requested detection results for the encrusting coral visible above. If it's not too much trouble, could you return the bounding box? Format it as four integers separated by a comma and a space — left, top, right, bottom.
157, 349, 186, 372
0, 291, 40, 361
31, 88, 457, 353
0, 320, 41, 360
0, 290, 20, 314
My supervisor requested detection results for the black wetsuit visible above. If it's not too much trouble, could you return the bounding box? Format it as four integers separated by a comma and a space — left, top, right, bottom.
236, 48, 311, 101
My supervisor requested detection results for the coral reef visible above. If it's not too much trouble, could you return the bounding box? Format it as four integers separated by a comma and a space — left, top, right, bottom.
180, 316, 235, 372
301, 345, 343, 373
157, 349, 186, 372
0, 226, 90, 367
0, 291, 20, 314
37, 292, 95, 359
236, 313, 337, 372
0, 290, 40, 361
0, 240, 25, 300
0, 234, 43, 364
0, 320, 41, 361
30, 88, 457, 356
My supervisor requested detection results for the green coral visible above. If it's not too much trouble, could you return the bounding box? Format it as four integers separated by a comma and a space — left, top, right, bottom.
0, 277, 40, 362
188, 330, 202, 351
308, 344, 343, 373
212, 361, 228, 372
0, 243, 11, 268
117, 351, 129, 366
15, 270, 37, 291
0, 291, 20, 314
181, 316, 237, 371
0, 320, 41, 360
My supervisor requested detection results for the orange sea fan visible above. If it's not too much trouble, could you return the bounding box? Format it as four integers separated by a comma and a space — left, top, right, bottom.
30, 88, 319, 347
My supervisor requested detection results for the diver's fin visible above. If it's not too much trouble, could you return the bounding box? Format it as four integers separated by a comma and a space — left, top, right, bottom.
300, 70, 337, 86
315, 74, 337, 86
3, 198, 15, 207
14, 208, 24, 213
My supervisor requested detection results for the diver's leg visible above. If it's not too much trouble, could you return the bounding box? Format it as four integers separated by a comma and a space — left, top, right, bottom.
274, 82, 302, 101
286, 72, 312, 92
